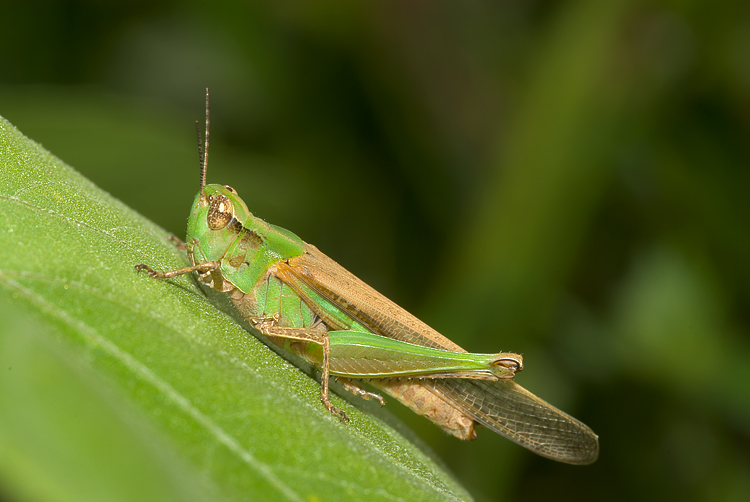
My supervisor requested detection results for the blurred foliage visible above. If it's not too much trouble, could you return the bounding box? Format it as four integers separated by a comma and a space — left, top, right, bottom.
1, 1, 749, 501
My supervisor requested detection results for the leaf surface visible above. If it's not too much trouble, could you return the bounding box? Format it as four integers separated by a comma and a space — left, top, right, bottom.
0, 117, 471, 502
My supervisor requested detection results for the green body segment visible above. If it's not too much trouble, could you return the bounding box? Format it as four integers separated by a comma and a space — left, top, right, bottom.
308, 331, 519, 380
253, 274, 319, 330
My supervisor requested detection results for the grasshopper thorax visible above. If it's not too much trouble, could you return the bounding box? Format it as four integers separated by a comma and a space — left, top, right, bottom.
185, 182, 307, 294
186, 184, 252, 267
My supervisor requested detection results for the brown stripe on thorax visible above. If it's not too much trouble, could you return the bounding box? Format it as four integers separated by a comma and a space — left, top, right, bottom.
227, 218, 264, 268
228, 218, 244, 234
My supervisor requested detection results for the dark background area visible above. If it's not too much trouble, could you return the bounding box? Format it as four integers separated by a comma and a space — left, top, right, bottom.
1, 1, 749, 501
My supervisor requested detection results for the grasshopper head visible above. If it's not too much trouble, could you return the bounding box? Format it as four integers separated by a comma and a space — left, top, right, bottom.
186, 184, 252, 265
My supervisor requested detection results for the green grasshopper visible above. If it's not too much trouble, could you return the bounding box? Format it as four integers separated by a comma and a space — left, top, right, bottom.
136, 90, 599, 465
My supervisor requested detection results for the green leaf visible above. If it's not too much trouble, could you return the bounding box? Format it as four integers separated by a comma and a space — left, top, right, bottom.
0, 116, 472, 502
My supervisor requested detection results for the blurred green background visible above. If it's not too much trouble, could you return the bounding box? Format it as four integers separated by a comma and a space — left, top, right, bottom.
1, 1, 749, 501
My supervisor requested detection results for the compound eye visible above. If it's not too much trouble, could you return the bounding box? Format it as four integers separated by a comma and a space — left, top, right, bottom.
223, 185, 238, 194
207, 194, 233, 229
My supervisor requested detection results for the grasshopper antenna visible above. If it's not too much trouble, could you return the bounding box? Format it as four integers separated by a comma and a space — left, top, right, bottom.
195, 120, 203, 186
197, 88, 210, 190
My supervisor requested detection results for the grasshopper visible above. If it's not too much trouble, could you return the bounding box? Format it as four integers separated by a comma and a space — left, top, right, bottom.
136, 90, 599, 465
